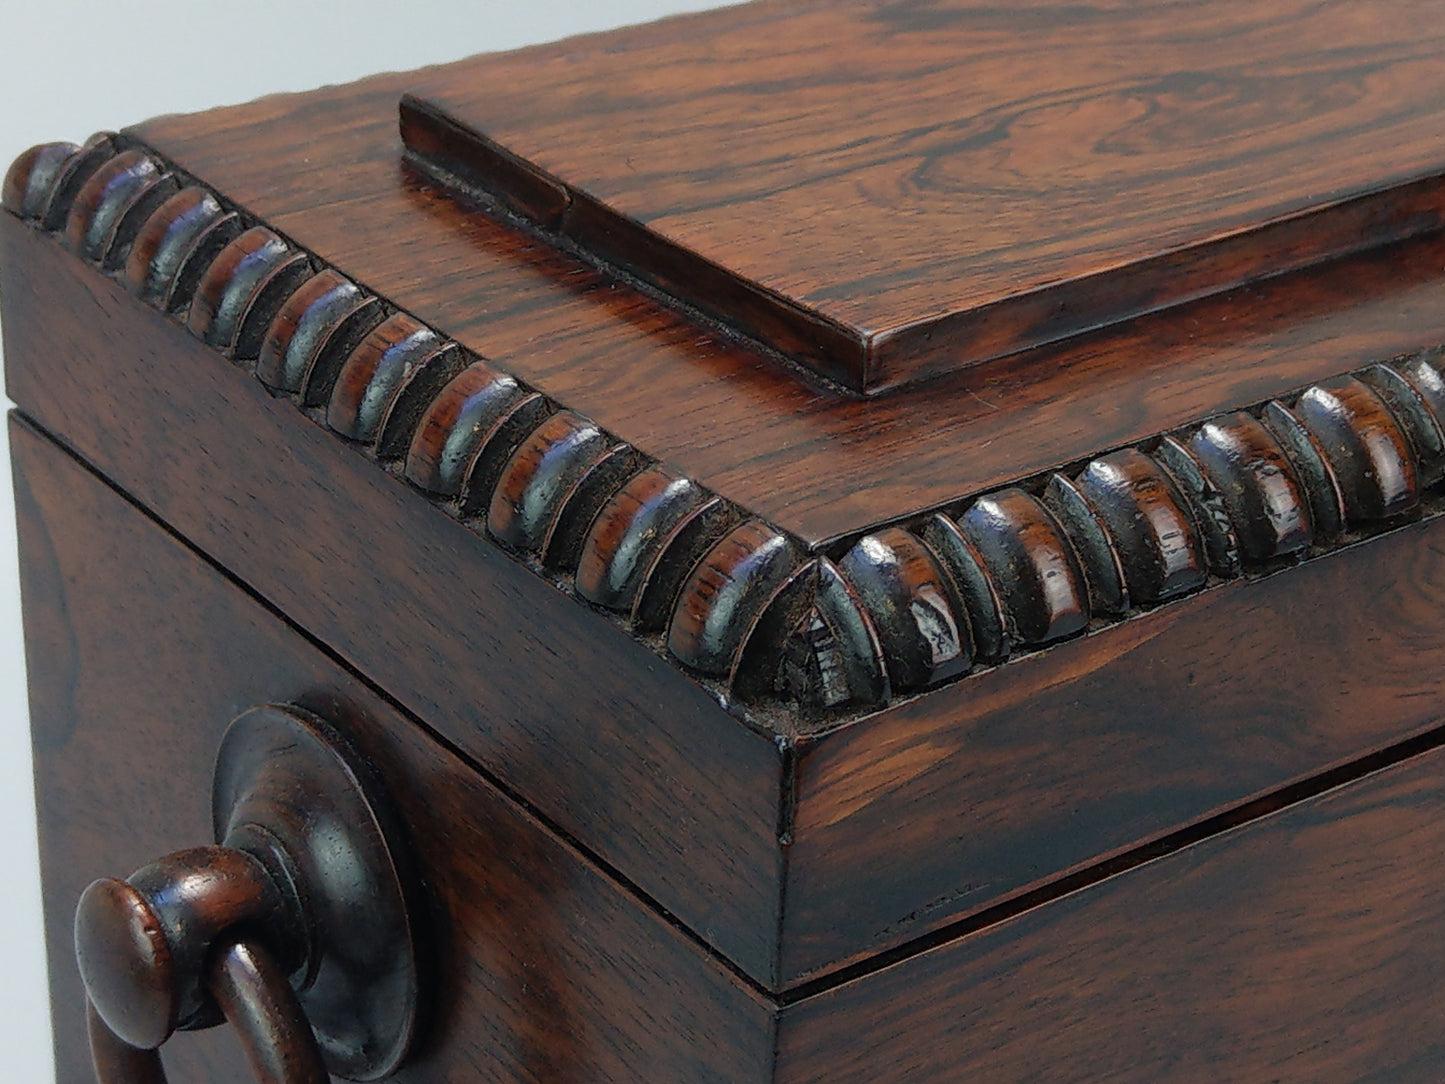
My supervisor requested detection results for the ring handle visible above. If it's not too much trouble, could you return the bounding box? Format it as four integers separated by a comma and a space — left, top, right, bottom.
86, 936, 327, 1084
74, 705, 423, 1083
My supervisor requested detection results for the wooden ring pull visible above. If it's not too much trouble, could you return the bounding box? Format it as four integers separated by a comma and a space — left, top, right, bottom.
74, 705, 423, 1082
86, 936, 327, 1084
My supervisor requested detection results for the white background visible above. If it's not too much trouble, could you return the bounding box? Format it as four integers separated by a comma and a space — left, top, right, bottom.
0, 1, 733, 1077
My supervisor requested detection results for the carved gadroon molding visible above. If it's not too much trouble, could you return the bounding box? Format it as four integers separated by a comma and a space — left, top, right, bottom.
8, 135, 1445, 724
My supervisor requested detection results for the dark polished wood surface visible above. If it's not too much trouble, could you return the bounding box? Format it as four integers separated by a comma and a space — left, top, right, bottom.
400, 0, 1445, 390
11, 415, 774, 1083
12, 1, 1445, 1078
132, 65, 1445, 546
0, 216, 789, 987
14, 150, 1445, 990
777, 738, 1445, 1082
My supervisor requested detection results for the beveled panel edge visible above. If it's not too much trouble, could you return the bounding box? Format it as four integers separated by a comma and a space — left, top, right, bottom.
8, 136, 1445, 732
398, 93, 870, 394
401, 93, 1445, 396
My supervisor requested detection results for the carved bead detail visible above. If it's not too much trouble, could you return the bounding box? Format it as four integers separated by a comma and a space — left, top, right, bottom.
1040, 473, 1129, 615
187, 226, 312, 358
63, 149, 177, 270
257, 269, 381, 397
1259, 400, 1347, 542
487, 411, 620, 559
918, 513, 1011, 660
773, 357, 1440, 709
39, 133, 119, 231
10, 136, 1445, 720
1292, 376, 1418, 521
2, 141, 79, 220
811, 558, 891, 707
1186, 413, 1312, 564
1361, 361, 1445, 487
327, 313, 467, 457
403, 361, 529, 498
124, 187, 239, 311
1074, 449, 1206, 605
1153, 434, 1241, 577
958, 489, 1089, 645
630, 497, 739, 633
837, 528, 971, 691
576, 466, 712, 612
771, 558, 890, 711
8, 135, 779, 705
668, 521, 804, 677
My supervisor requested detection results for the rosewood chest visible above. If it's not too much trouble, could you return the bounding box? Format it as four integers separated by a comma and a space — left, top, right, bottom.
8, 0, 1445, 1080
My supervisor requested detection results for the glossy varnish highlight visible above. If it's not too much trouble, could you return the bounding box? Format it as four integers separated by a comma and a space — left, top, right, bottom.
403, 0, 1445, 389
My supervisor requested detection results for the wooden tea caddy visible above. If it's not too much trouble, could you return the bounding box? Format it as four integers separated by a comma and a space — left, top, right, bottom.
7, 0, 1445, 1079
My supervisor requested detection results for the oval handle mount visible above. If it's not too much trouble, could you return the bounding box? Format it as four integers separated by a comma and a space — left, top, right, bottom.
75, 705, 424, 1082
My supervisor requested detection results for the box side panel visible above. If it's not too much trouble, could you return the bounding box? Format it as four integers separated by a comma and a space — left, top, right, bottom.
778, 734, 1445, 1082
12, 414, 777, 1083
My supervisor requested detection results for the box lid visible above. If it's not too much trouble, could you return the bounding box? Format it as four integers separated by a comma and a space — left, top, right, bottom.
396, 0, 1445, 392
8, 0, 1445, 996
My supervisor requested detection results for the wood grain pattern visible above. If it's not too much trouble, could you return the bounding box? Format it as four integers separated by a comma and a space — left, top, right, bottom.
17, 130, 1445, 991
777, 738, 1445, 1082
399, 0, 1445, 391
129, 70, 1445, 552
11, 415, 775, 1083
